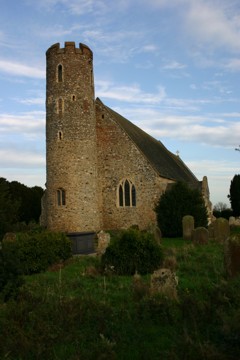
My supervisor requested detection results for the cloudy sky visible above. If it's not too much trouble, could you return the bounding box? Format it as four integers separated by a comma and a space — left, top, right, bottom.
0, 0, 240, 207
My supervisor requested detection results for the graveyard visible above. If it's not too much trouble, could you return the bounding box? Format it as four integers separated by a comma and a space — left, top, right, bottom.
0, 223, 240, 360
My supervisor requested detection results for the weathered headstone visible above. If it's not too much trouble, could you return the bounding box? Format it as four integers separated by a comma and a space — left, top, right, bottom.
213, 217, 230, 243
2, 232, 17, 243
192, 227, 209, 245
224, 234, 240, 278
148, 224, 162, 245
182, 215, 194, 241
208, 223, 215, 239
150, 268, 178, 299
229, 216, 236, 226
96, 230, 110, 256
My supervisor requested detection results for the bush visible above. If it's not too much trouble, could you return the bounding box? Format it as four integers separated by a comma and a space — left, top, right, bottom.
0, 240, 24, 301
101, 228, 163, 275
155, 181, 208, 237
2, 230, 72, 275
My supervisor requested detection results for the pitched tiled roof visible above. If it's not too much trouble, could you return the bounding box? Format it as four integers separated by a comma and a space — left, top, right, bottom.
97, 98, 200, 187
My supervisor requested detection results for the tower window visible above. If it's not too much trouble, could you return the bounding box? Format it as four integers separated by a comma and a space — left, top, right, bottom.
117, 179, 136, 207
58, 98, 63, 115
57, 64, 63, 82
58, 131, 63, 140
57, 189, 66, 206
72, 95, 76, 101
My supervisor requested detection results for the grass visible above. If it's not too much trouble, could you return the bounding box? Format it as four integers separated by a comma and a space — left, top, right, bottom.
0, 237, 240, 359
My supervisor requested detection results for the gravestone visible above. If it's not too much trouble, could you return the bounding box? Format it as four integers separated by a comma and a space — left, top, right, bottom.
182, 215, 194, 240
150, 268, 178, 299
148, 224, 162, 245
208, 223, 215, 239
96, 230, 111, 256
229, 216, 236, 226
192, 227, 209, 245
224, 234, 240, 278
213, 217, 230, 243
2, 232, 17, 243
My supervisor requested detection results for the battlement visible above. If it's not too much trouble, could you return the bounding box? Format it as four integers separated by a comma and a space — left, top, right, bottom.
46, 42, 93, 59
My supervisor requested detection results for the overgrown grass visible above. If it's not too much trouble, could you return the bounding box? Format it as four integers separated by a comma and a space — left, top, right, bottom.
0, 238, 240, 359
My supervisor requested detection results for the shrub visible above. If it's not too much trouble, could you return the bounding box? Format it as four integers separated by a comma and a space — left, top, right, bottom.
2, 230, 72, 275
0, 240, 24, 301
101, 228, 163, 275
155, 181, 208, 237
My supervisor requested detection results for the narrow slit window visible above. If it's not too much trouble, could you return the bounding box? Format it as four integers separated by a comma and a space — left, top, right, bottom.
57, 64, 63, 82
58, 98, 63, 115
58, 131, 63, 140
132, 185, 136, 206
57, 189, 66, 206
125, 180, 130, 206
119, 185, 123, 207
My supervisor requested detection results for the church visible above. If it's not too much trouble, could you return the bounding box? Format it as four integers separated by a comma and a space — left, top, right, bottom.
40, 42, 211, 236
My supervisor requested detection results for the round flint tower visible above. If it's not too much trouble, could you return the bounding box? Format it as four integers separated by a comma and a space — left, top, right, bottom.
45, 42, 100, 232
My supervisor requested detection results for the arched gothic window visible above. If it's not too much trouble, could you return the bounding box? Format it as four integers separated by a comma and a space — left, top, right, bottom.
117, 179, 136, 207
57, 64, 63, 82
57, 188, 66, 206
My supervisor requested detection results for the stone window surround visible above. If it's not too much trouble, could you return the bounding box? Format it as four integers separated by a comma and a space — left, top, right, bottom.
117, 178, 136, 208
57, 188, 66, 206
57, 63, 63, 83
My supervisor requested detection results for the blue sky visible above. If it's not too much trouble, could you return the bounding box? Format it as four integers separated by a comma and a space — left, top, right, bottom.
0, 0, 240, 207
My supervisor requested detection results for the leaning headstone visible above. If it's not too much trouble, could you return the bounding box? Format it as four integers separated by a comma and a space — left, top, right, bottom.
150, 268, 178, 299
96, 230, 110, 256
182, 215, 194, 240
192, 227, 209, 245
224, 234, 240, 278
213, 217, 230, 243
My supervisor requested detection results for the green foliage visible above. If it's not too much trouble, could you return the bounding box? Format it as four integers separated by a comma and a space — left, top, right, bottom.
2, 230, 72, 275
0, 177, 19, 239
0, 177, 44, 240
213, 202, 233, 219
0, 240, 240, 359
101, 228, 163, 275
9, 181, 44, 224
155, 182, 208, 237
0, 241, 24, 301
228, 174, 240, 216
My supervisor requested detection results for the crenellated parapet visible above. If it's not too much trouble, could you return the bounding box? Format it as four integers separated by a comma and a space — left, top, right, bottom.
46, 42, 93, 59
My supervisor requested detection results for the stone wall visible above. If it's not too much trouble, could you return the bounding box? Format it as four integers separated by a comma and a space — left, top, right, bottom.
43, 42, 100, 232
95, 99, 173, 230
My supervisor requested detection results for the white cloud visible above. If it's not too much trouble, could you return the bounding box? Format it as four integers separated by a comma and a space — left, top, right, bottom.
96, 80, 166, 104
162, 61, 186, 70
16, 97, 45, 106
0, 148, 45, 168
184, 2, 240, 51
0, 112, 45, 136
0, 59, 45, 78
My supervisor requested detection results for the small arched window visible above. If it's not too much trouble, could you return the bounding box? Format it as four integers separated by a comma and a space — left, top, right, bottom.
117, 179, 136, 207
57, 188, 66, 206
57, 64, 63, 82
58, 131, 63, 140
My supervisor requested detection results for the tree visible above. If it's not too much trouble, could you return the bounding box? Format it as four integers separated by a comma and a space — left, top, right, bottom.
155, 181, 208, 237
0, 178, 19, 239
9, 181, 44, 223
228, 174, 240, 216
213, 202, 232, 220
